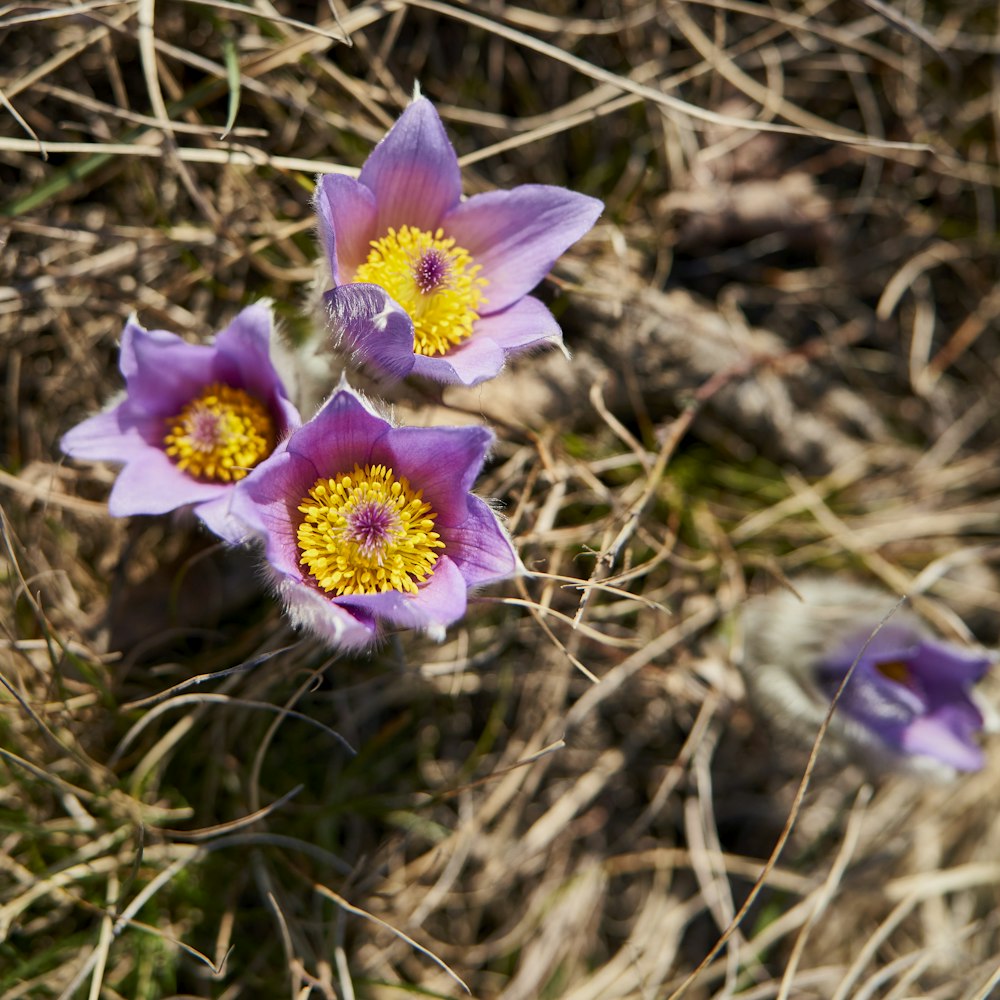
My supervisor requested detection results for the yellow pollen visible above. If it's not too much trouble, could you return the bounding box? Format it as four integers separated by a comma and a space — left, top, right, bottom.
296, 463, 445, 596
352, 225, 488, 357
163, 382, 276, 483
875, 659, 912, 685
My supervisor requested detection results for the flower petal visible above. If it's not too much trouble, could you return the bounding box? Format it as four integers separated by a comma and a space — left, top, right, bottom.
410, 334, 505, 386
335, 555, 468, 635
901, 712, 985, 771
315, 173, 378, 284
911, 638, 992, 684
61, 406, 151, 463
278, 577, 378, 650
440, 495, 518, 587
226, 446, 318, 565
124, 325, 217, 415
469, 294, 564, 352
444, 185, 603, 312
325, 285, 416, 381
358, 98, 462, 233
287, 382, 391, 476
379, 424, 494, 525
108, 450, 224, 516
409, 297, 563, 386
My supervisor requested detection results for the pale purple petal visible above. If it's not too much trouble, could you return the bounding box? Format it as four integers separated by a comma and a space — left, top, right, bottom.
410, 335, 505, 386
108, 450, 224, 516
901, 713, 984, 771
359, 98, 461, 233
440, 495, 518, 587
822, 627, 990, 772
117, 318, 146, 381
444, 185, 603, 312
278, 578, 378, 650
61, 407, 151, 463
408, 297, 563, 386
335, 556, 468, 633
125, 327, 216, 414
325, 285, 416, 381
468, 295, 563, 352
213, 304, 289, 409
315, 173, 378, 284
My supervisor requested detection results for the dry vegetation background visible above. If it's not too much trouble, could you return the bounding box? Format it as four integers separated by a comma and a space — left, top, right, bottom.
4, 1, 1000, 998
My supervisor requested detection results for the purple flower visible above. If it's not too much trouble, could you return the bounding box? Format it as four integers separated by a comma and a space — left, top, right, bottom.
816, 623, 989, 773
61, 304, 300, 538
316, 97, 603, 386
741, 579, 993, 778
225, 383, 518, 648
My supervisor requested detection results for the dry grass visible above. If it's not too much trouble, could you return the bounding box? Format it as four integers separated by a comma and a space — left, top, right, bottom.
3, 1, 1000, 997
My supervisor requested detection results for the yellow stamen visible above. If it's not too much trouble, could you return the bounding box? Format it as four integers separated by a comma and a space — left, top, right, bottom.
163, 382, 275, 483
875, 659, 911, 685
352, 225, 488, 357
297, 463, 445, 596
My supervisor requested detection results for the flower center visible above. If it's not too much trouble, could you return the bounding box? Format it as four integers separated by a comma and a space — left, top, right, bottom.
296, 463, 445, 596
875, 659, 912, 685
352, 225, 488, 357
163, 382, 276, 483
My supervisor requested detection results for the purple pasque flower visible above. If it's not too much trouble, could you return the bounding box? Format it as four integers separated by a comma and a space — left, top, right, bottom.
741, 579, 993, 778
815, 622, 989, 773
316, 97, 603, 386
61, 304, 300, 538
225, 382, 518, 649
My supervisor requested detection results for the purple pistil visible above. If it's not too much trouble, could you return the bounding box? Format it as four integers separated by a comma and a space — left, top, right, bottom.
186, 407, 223, 451
414, 250, 449, 294
346, 501, 398, 557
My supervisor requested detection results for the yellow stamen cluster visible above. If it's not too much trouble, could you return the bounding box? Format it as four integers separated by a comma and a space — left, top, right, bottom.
297, 463, 445, 596
353, 225, 488, 357
163, 382, 276, 483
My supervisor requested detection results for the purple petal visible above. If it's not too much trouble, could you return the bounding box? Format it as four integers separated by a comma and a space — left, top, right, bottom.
469, 295, 563, 352
443, 185, 603, 312
901, 713, 985, 771
408, 297, 563, 386
117, 318, 147, 381
125, 326, 216, 415
378, 424, 494, 526
910, 638, 992, 684
194, 491, 245, 541
440, 495, 517, 587
325, 285, 416, 381
213, 305, 278, 396
335, 555, 468, 634
358, 98, 461, 233
410, 334, 505, 386
108, 450, 224, 516
825, 661, 922, 728
286, 385, 391, 477
61, 406, 151, 463
277, 577, 378, 650
315, 173, 378, 284
227, 447, 319, 569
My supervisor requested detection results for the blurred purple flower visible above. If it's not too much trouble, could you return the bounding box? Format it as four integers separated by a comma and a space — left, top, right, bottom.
816, 623, 989, 773
316, 97, 603, 386
61, 304, 300, 538
741, 579, 993, 778
226, 383, 518, 648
